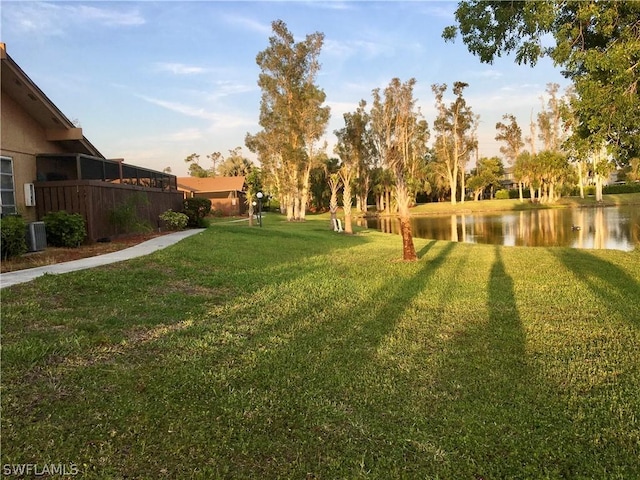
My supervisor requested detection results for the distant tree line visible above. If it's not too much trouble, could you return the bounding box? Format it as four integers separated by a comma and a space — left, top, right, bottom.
233, 3, 638, 260
183, 147, 254, 178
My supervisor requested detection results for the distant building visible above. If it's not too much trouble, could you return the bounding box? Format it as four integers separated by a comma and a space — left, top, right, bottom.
177, 176, 247, 216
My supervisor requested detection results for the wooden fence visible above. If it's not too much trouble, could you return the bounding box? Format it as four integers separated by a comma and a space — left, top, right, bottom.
34, 180, 184, 242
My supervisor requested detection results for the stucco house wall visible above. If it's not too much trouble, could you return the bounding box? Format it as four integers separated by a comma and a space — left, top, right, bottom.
1, 90, 69, 221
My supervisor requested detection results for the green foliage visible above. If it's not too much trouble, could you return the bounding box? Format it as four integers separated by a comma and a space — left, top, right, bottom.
445, 1, 640, 163
183, 197, 212, 227
109, 193, 152, 235
495, 189, 510, 200
42, 211, 86, 247
603, 183, 640, 195
0, 215, 27, 259
159, 210, 188, 231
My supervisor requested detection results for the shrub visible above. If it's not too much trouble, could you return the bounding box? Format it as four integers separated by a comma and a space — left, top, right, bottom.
495, 189, 510, 200
603, 183, 640, 194
109, 193, 152, 235
43, 211, 86, 247
159, 210, 189, 231
0, 215, 27, 259
183, 197, 212, 227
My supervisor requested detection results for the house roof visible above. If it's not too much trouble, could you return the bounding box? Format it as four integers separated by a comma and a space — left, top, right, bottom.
0, 43, 104, 158
177, 176, 246, 193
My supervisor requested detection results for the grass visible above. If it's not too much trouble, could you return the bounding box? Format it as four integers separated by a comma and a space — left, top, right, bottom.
1, 214, 639, 479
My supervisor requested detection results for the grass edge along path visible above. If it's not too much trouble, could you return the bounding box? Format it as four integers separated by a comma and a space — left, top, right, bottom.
1, 215, 639, 479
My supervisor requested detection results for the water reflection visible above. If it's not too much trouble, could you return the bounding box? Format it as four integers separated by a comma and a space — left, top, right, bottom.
358, 206, 639, 251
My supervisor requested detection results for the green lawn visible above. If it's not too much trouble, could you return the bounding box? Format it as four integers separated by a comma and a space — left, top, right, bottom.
2, 215, 639, 479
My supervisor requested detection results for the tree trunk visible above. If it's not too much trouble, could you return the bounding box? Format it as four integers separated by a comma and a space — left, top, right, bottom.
248, 203, 254, 226
399, 216, 417, 261
343, 183, 353, 234
595, 174, 604, 202
396, 183, 417, 261
286, 193, 295, 221
518, 182, 524, 203
577, 162, 585, 199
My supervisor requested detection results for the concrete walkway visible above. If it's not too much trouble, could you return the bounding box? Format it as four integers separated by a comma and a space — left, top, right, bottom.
0, 229, 205, 289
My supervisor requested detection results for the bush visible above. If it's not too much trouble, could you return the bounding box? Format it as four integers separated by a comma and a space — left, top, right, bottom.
495, 189, 510, 200
603, 183, 640, 194
183, 197, 212, 227
109, 193, 152, 235
0, 215, 27, 259
43, 211, 86, 247
159, 210, 189, 231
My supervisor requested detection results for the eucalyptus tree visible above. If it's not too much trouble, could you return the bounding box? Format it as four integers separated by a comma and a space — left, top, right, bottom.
443, 1, 640, 165
207, 152, 223, 176
495, 114, 524, 165
334, 100, 374, 234
432, 82, 477, 204
370, 78, 429, 261
537, 83, 567, 153
246, 19, 330, 221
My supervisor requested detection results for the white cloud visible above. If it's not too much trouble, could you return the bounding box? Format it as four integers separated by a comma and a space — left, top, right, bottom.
138, 95, 218, 121
73, 4, 145, 27
166, 128, 204, 142
472, 69, 503, 80
154, 63, 207, 75
324, 38, 394, 60
221, 13, 271, 35
137, 94, 256, 129
205, 81, 257, 101
3, 1, 144, 35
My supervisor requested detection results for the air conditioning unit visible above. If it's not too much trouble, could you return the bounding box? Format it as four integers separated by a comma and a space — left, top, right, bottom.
24, 183, 36, 206
26, 221, 47, 252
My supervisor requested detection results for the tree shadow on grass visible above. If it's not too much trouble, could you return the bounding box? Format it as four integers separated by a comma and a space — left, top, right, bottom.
199, 241, 459, 476
551, 248, 640, 325
427, 246, 581, 478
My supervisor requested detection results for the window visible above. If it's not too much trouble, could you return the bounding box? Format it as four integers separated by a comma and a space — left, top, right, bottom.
1, 156, 16, 215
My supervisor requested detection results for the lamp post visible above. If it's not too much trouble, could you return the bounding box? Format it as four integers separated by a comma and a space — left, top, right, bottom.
256, 192, 263, 227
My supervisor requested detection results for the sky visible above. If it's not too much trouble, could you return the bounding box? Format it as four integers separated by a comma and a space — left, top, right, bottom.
1, 1, 571, 177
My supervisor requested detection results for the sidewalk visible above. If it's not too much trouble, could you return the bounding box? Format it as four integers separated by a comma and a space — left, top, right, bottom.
0, 229, 205, 289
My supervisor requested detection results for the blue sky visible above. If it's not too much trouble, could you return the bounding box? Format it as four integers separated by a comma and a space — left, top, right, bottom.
1, 1, 570, 176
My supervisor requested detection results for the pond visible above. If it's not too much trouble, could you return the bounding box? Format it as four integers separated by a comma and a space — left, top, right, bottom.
357, 205, 640, 251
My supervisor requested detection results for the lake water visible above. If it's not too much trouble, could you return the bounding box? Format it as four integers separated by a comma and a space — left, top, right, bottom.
357, 206, 640, 251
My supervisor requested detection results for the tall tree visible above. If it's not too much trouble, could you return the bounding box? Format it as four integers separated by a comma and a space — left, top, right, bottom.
246, 20, 330, 222
334, 100, 374, 234
432, 82, 476, 204
495, 114, 524, 165
371, 78, 429, 261
537, 83, 566, 152
207, 152, 223, 177
185, 153, 207, 178
444, 1, 640, 164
